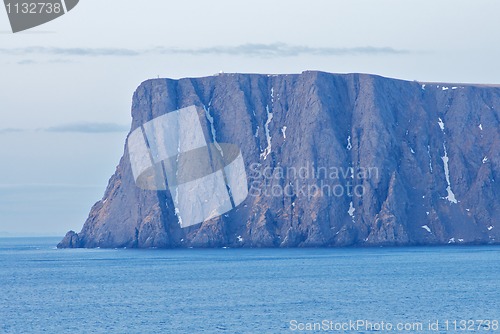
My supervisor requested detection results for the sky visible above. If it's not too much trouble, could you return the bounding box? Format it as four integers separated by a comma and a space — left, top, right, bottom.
0, 0, 499, 236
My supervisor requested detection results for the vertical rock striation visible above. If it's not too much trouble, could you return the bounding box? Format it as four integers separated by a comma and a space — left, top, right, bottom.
58, 71, 500, 248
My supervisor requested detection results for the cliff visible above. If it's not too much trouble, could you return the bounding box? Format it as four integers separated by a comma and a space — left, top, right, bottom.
58, 71, 500, 248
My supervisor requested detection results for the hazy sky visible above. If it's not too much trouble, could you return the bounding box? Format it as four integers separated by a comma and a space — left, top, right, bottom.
0, 0, 499, 236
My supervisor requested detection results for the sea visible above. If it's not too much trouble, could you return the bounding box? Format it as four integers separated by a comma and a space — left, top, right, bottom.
0, 238, 499, 333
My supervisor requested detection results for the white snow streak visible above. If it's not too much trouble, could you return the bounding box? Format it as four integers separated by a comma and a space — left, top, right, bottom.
347, 135, 352, 150
427, 145, 433, 173
174, 190, 183, 226
260, 105, 273, 160
437, 117, 457, 203
175, 133, 182, 225
204, 105, 223, 156
442, 144, 458, 204
281, 126, 287, 139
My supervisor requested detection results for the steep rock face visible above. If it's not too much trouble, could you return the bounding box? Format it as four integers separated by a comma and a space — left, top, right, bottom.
58, 71, 500, 248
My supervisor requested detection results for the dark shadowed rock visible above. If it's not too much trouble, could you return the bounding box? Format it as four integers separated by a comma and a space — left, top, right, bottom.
57, 231, 81, 248
58, 71, 500, 248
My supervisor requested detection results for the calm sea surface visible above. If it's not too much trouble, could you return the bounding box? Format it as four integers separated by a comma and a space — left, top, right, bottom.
0, 238, 499, 333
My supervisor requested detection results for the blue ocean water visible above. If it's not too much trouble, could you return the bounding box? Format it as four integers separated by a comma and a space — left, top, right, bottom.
0, 238, 499, 333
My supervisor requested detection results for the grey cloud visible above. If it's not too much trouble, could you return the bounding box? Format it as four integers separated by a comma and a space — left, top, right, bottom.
0, 43, 409, 58
0, 123, 129, 134
13, 58, 74, 65
48, 58, 75, 64
45, 122, 130, 133
0, 128, 23, 134
17, 59, 37, 65
154, 43, 408, 57
0, 46, 140, 56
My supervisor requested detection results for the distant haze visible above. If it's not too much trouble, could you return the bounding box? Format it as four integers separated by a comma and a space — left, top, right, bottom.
0, 0, 498, 236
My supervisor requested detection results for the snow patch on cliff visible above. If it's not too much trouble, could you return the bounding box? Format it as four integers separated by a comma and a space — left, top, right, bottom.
438, 118, 445, 131
421, 225, 432, 233
347, 135, 352, 150
281, 126, 287, 139
348, 201, 355, 220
